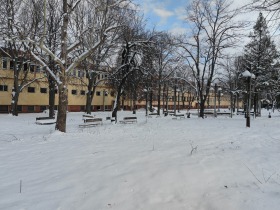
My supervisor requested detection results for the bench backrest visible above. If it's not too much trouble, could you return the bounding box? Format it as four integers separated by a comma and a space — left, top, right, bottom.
84, 118, 102, 123
123, 117, 137, 120
36, 117, 55, 120
83, 115, 94, 118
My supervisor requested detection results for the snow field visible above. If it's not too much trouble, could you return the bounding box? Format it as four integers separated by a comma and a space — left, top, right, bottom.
1, 110, 280, 210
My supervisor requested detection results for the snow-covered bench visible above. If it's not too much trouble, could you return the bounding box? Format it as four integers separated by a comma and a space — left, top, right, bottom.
82, 114, 95, 118
174, 114, 185, 119
79, 118, 103, 127
35, 117, 56, 125
119, 117, 137, 124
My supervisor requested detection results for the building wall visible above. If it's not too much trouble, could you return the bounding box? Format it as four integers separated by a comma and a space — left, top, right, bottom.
0, 56, 237, 113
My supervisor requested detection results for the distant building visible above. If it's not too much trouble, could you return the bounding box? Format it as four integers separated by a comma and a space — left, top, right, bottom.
0, 53, 234, 113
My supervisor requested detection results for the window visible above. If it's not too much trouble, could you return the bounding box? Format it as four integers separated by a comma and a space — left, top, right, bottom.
96, 91, 101, 96
27, 106, 34, 112
104, 91, 108, 96
28, 87, 35, 93
10, 60, 14, 70
17, 105, 22, 112
36, 66, 40, 72
97, 105, 101, 110
80, 90, 86, 95
71, 90, 77, 95
0, 85, 8, 91
0, 105, 8, 112
78, 71, 84, 78
24, 63, 28, 71
40, 88, 47, 93
30, 65, 35, 73
40, 106, 47, 112
2, 58, 7, 69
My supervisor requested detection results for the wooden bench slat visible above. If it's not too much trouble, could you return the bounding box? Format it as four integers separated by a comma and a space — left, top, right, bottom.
79, 118, 103, 127
120, 117, 137, 124
82, 115, 95, 118
36, 117, 55, 121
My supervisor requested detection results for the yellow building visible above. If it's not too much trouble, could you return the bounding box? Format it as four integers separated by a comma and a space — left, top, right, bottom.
0, 53, 234, 113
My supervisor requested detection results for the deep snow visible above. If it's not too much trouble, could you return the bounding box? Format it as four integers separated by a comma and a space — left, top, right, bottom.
1, 110, 280, 210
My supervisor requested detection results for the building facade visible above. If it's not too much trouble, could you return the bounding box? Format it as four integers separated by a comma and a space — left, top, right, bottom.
0, 55, 234, 113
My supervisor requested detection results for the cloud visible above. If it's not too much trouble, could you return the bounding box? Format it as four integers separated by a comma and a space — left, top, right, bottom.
169, 26, 187, 35
153, 8, 174, 19
174, 7, 187, 21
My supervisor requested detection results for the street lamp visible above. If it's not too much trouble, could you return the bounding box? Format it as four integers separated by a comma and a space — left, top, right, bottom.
103, 89, 108, 111
218, 87, 222, 112
177, 88, 180, 113
242, 70, 255, 127
214, 84, 218, 117
143, 88, 149, 116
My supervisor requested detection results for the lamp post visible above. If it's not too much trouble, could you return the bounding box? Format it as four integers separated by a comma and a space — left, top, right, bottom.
214, 83, 217, 117
103, 89, 108, 111
173, 84, 177, 115
144, 88, 148, 116
242, 70, 255, 127
177, 88, 180, 113
218, 87, 222, 112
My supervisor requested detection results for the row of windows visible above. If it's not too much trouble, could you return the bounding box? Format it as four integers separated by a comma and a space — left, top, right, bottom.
2, 58, 110, 80
70, 70, 109, 79
0, 85, 48, 93
2, 58, 42, 73
71, 90, 108, 96
0, 85, 110, 97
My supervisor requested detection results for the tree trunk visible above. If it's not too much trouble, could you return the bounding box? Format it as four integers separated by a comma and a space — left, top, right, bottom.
85, 92, 92, 114
11, 58, 19, 116
157, 82, 161, 115
112, 90, 121, 122
149, 91, 153, 112
11, 92, 19, 116
55, 81, 68, 132
55, 0, 68, 132
199, 101, 205, 118
48, 77, 56, 118
199, 94, 205, 118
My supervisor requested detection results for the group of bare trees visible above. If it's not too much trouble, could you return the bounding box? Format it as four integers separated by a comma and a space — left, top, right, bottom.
0, 0, 139, 131
1, 0, 280, 132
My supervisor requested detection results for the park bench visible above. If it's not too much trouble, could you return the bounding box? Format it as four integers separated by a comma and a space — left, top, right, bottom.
35, 117, 56, 125
82, 114, 95, 118
79, 118, 103, 127
119, 117, 137, 124
217, 112, 231, 116
82, 114, 96, 122
237, 111, 254, 116
174, 114, 185, 119
148, 113, 160, 118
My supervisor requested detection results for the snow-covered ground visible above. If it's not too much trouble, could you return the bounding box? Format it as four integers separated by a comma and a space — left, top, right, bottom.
1, 109, 280, 210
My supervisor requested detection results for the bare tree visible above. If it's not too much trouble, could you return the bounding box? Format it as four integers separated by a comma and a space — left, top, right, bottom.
110, 17, 152, 122
178, 0, 244, 117
19, 0, 130, 132
0, 0, 47, 116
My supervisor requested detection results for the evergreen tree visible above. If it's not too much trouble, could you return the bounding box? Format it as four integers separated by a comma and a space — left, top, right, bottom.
243, 12, 279, 113
244, 12, 278, 88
